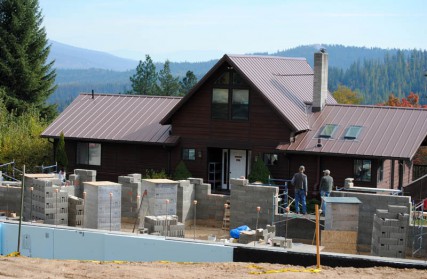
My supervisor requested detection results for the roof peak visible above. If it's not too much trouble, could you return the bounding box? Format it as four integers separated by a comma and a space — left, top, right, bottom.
225, 54, 306, 61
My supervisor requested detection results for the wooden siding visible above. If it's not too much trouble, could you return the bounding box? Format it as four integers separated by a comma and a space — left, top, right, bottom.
65, 140, 169, 182
169, 68, 293, 183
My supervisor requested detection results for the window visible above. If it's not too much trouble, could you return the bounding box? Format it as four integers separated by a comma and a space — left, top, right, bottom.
354, 159, 371, 182
319, 124, 338, 138
263, 153, 278, 166
212, 71, 249, 120
212, 89, 229, 119
77, 142, 101, 166
182, 148, 196, 161
345, 125, 362, 140
377, 160, 384, 182
231, 89, 249, 120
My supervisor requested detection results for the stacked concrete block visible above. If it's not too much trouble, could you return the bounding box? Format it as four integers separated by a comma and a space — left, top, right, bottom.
371, 205, 410, 258
229, 179, 279, 230
239, 225, 276, 244
69, 169, 96, 198
83, 181, 121, 231
141, 179, 178, 216
0, 184, 21, 214
177, 180, 195, 224
68, 195, 84, 227
331, 191, 411, 253
23, 174, 69, 225
144, 215, 185, 237
118, 174, 142, 218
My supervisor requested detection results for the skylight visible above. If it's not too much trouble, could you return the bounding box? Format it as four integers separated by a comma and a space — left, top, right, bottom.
345, 125, 362, 140
319, 124, 338, 138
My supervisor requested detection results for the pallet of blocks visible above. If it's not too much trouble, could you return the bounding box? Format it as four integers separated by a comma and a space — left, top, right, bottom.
144, 215, 185, 237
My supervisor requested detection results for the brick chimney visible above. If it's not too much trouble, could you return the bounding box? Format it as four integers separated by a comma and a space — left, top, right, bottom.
312, 49, 328, 112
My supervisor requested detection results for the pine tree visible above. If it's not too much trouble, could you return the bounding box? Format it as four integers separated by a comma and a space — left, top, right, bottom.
173, 161, 192, 180
158, 60, 180, 96
129, 55, 158, 95
248, 157, 271, 184
0, 0, 57, 120
179, 70, 198, 96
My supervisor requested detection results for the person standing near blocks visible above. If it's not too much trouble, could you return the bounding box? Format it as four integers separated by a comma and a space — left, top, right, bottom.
291, 165, 307, 214
320, 169, 334, 215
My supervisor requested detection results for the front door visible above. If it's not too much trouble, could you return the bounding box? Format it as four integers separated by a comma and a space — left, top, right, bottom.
229, 149, 247, 180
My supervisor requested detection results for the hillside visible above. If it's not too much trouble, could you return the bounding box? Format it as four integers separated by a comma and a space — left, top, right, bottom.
48, 42, 427, 111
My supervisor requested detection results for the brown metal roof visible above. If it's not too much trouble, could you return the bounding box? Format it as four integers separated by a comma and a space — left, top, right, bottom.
41, 94, 181, 145
161, 54, 336, 131
277, 104, 427, 160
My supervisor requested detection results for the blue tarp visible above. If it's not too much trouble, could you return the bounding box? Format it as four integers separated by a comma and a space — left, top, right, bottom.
230, 225, 250, 239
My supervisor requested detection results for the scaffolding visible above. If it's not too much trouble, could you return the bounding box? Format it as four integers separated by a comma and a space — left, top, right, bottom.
412, 199, 426, 257
0, 161, 23, 183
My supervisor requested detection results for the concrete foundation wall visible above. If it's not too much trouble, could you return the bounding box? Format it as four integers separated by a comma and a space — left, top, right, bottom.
229, 179, 278, 230
0, 221, 233, 262
331, 191, 411, 253
190, 178, 229, 227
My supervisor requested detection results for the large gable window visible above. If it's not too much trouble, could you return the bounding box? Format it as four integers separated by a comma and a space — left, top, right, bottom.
77, 142, 101, 166
212, 71, 249, 120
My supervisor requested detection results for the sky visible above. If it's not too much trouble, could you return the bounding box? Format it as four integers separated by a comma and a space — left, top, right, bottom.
38, 0, 427, 62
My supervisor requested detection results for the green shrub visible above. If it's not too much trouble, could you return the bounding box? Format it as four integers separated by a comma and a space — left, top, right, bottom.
248, 157, 271, 184
143, 169, 169, 179
173, 161, 192, 180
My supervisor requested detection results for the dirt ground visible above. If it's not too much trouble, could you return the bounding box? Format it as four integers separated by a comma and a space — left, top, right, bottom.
1, 224, 426, 279
1, 256, 426, 279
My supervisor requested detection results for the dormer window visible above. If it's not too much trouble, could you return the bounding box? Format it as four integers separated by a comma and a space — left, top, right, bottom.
344, 125, 362, 140
319, 124, 338, 138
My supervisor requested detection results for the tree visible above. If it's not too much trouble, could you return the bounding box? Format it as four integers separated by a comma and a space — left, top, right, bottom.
55, 131, 68, 169
158, 60, 180, 96
247, 157, 271, 184
378, 92, 427, 108
0, 0, 57, 120
173, 161, 192, 180
332, 85, 363, 104
179, 71, 198, 96
129, 55, 158, 95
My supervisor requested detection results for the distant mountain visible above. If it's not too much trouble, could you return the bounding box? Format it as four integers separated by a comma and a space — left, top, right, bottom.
47, 42, 427, 111
49, 40, 138, 71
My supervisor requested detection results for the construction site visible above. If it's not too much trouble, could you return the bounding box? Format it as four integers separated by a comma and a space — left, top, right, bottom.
0, 166, 427, 270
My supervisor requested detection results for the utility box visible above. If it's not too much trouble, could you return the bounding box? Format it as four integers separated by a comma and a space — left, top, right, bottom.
141, 179, 178, 216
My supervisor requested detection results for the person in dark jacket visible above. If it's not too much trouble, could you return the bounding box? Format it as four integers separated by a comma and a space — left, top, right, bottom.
291, 165, 307, 214
320, 169, 334, 215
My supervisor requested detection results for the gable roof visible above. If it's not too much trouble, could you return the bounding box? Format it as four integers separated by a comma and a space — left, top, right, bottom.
161, 54, 337, 131
41, 94, 181, 145
277, 104, 427, 160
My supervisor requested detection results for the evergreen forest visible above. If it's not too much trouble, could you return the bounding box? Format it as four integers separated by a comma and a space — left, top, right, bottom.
50, 45, 427, 111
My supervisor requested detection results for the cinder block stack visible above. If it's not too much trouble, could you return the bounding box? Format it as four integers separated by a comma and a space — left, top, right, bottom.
69, 169, 96, 198
239, 225, 276, 244
141, 179, 178, 216
0, 185, 21, 214
144, 215, 185, 237
23, 175, 69, 225
371, 205, 410, 258
68, 195, 84, 227
83, 181, 121, 231
118, 173, 142, 218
